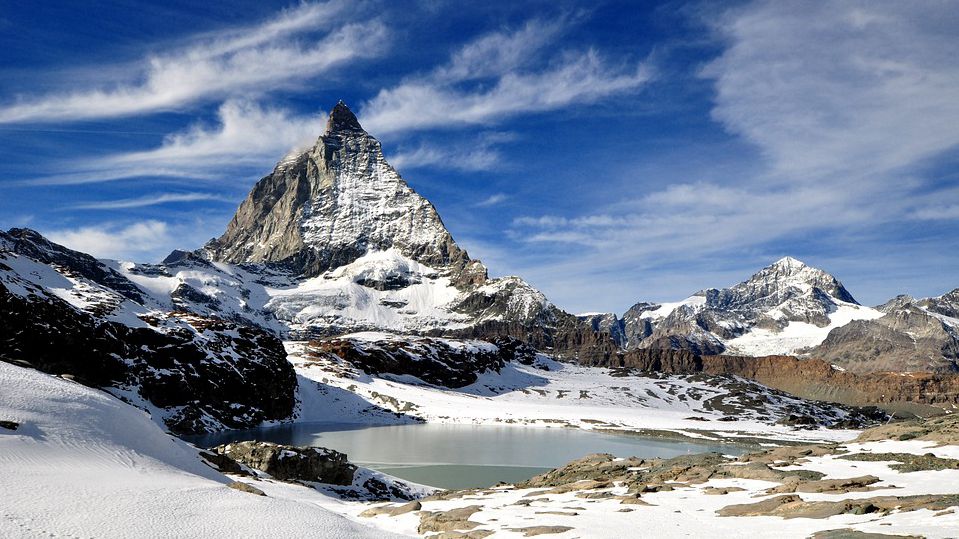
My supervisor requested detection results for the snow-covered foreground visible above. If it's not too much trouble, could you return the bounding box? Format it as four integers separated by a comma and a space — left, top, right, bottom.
288, 338, 865, 445
0, 361, 403, 539
4, 357, 959, 538
357, 439, 959, 538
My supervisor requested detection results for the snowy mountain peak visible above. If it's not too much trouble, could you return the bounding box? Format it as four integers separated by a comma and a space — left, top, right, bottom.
617, 257, 871, 356
741, 257, 857, 306
771, 256, 806, 269
204, 101, 476, 282
325, 100, 365, 134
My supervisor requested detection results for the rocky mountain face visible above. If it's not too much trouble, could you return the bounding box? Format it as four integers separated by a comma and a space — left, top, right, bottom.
807, 291, 959, 373
0, 229, 297, 434
602, 258, 958, 374
610, 257, 877, 356
205, 101, 480, 286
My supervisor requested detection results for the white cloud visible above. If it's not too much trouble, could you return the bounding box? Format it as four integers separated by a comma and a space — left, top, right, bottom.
44, 219, 223, 261
29, 100, 323, 185
0, 2, 388, 123
46, 220, 172, 260
702, 1, 959, 181
71, 192, 226, 210
435, 17, 570, 82
475, 193, 508, 207
360, 18, 650, 135
502, 1, 959, 311
389, 144, 501, 172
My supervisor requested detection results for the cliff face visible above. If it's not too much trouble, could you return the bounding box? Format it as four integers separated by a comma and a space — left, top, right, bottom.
584, 346, 959, 414
0, 230, 297, 435
701, 355, 959, 414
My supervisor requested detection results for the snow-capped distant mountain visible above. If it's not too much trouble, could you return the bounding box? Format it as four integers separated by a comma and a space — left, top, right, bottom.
616, 257, 884, 357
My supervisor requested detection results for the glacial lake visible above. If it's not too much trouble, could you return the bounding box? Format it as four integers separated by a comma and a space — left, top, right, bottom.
189, 423, 750, 490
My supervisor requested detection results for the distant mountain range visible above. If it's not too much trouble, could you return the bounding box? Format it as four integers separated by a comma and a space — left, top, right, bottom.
2, 102, 957, 434
585, 256, 958, 373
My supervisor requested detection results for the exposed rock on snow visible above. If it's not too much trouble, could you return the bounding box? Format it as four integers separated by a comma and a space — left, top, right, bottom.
0, 230, 297, 434
310, 333, 537, 388
596, 348, 959, 414
214, 441, 356, 485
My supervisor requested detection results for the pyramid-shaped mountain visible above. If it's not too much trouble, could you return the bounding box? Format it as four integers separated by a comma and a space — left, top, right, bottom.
205, 102, 479, 285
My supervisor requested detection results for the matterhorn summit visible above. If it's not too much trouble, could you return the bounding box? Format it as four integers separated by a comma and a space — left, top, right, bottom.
205, 101, 477, 284
175, 102, 604, 355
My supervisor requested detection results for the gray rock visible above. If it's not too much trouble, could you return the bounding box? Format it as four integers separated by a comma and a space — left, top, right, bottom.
214, 441, 356, 485
227, 481, 266, 496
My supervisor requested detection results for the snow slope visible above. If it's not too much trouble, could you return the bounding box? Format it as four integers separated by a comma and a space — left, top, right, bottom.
725, 303, 885, 356
0, 361, 403, 539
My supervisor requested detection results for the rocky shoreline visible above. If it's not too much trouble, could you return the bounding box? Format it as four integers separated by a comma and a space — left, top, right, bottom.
343, 413, 959, 538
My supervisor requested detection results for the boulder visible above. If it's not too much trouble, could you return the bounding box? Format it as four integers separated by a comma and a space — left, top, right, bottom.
214, 441, 356, 485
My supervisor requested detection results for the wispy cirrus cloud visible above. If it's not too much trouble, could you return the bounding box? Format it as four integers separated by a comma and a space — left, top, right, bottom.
702, 1, 959, 182
475, 193, 508, 207
389, 144, 501, 172
388, 132, 516, 172
360, 17, 651, 135
0, 1, 387, 124
27, 100, 323, 185
71, 192, 227, 210
504, 1, 959, 310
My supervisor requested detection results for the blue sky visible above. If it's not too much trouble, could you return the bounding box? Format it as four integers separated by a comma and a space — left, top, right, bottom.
1, 0, 957, 313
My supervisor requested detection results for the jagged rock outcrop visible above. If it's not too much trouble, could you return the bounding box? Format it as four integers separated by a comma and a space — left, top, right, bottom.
578, 312, 626, 347
0, 230, 297, 434
211, 440, 429, 501
3, 228, 147, 304
312, 335, 511, 387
